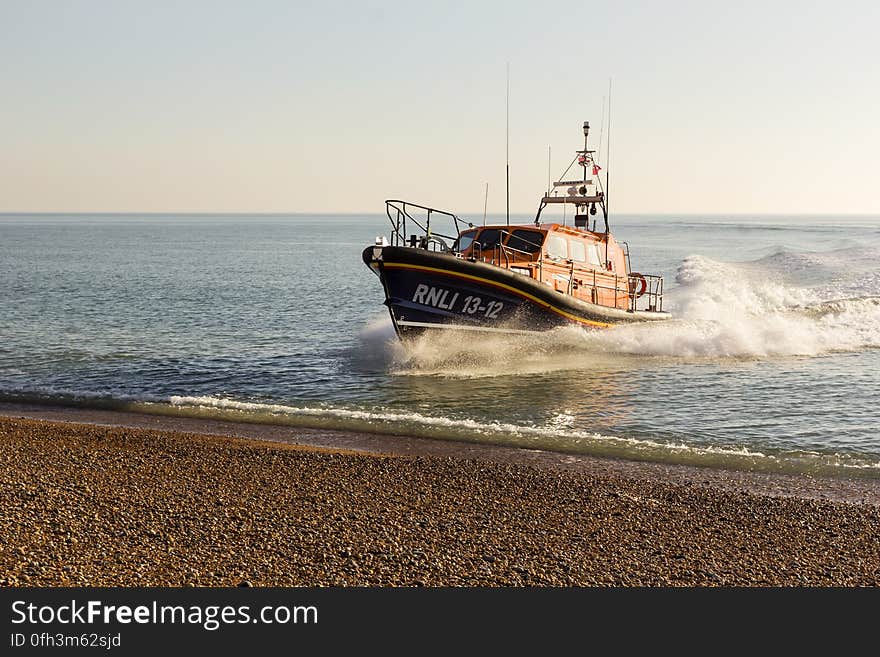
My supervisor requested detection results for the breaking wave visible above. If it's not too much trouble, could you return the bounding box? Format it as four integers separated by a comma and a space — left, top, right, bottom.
2, 388, 877, 477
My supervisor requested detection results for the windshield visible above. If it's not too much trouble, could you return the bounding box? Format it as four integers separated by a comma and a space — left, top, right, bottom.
475, 229, 501, 250
507, 229, 544, 254
455, 229, 477, 252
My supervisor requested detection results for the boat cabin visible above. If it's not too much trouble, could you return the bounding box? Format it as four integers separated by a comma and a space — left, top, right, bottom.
453, 223, 634, 310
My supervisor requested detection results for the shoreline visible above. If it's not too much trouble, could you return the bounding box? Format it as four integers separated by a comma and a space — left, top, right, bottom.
2, 402, 880, 506
1, 410, 879, 586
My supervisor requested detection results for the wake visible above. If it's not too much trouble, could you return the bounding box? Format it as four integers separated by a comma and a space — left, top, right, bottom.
361, 250, 880, 374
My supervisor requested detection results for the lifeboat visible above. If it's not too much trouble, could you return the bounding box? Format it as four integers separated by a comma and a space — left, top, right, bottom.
363, 121, 671, 339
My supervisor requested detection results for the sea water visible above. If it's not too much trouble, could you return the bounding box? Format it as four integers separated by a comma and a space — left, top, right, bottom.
1, 213, 878, 477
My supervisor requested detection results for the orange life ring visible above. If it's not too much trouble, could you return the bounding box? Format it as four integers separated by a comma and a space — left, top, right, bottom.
629, 273, 647, 299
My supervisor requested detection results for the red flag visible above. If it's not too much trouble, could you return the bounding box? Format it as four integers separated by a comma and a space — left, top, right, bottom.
592, 164, 602, 175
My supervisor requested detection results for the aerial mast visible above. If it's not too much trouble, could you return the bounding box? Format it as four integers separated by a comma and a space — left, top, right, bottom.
583, 120, 590, 182
574, 121, 591, 228
605, 78, 611, 234
505, 63, 510, 227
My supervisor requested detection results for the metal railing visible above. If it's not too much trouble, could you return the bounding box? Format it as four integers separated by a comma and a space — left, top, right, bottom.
470, 229, 542, 267
621, 241, 632, 276
385, 200, 467, 249
628, 272, 664, 312
621, 242, 664, 312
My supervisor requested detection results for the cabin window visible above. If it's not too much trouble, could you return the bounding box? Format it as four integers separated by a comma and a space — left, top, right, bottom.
456, 229, 477, 252
475, 228, 502, 250
569, 239, 587, 263
507, 229, 544, 254
546, 234, 568, 260
587, 244, 603, 267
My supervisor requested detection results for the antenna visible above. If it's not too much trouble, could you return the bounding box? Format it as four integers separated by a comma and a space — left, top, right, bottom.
547, 145, 551, 195
603, 78, 612, 270
583, 120, 590, 183
505, 62, 510, 227
605, 77, 612, 233
483, 182, 489, 226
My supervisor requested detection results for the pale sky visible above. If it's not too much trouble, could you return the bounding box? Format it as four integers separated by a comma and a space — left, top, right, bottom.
1, 0, 878, 215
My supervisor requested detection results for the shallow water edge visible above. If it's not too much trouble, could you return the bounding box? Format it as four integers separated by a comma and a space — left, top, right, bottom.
3, 401, 879, 506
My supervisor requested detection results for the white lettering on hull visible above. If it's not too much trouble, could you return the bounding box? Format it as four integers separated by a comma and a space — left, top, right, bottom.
412, 283, 430, 304
412, 284, 499, 317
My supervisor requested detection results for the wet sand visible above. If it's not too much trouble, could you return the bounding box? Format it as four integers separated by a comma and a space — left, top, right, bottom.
1, 408, 879, 586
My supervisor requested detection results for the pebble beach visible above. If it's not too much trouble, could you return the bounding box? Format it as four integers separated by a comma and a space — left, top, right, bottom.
1, 413, 879, 587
